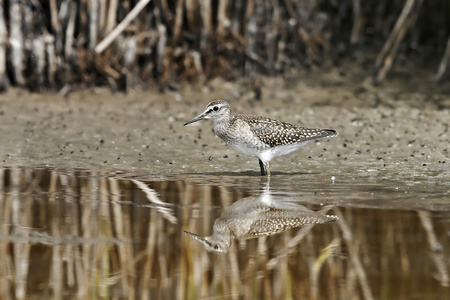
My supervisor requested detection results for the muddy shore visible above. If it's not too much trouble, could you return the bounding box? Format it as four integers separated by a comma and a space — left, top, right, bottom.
1, 64, 449, 182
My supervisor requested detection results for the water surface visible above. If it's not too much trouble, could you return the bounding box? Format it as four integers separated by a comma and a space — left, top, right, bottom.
0, 167, 449, 299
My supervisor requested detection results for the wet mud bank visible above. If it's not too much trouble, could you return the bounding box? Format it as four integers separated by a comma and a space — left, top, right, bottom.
0, 66, 449, 184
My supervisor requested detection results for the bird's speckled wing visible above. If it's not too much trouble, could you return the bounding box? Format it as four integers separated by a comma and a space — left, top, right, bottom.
235, 114, 337, 147
234, 208, 338, 239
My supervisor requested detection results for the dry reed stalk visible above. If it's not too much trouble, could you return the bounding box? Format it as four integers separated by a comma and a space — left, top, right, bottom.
91, 174, 108, 297
158, 243, 171, 299
98, 0, 107, 33
218, 186, 241, 298
0, 1, 8, 90
217, 254, 231, 297
159, 0, 172, 24
49, 0, 59, 34
156, 27, 167, 83
245, 16, 257, 78
173, 0, 185, 43
190, 50, 205, 82
9, 0, 25, 85
109, 178, 135, 297
65, 173, 79, 289
257, 236, 273, 299
265, 22, 278, 73
311, 238, 340, 300
65, 2, 77, 59
10, 169, 31, 300
200, 185, 212, 241
46, 35, 57, 87
324, 226, 340, 300
242, 254, 255, 298
304, 232, 316, 298
96, 0, 153, 53
199, 1, 211, 53
298, 26, 323, 63
334, 209, 374, 300
64, 242, 76, 288
32, 37, 46, 89
152, 216, 165, 298
392, 211, 411, 276
74, 244, 86, 299
0, 168, 13, 298
123, 36, 138, 89
231, 0, 243, 32
9, 169, 20, 286
345, 267, 357, 300
79, 0, 88, 45
50, 176, 63, 300
435, 36, 450, 82
176, 181, 193, 299
217, 0, 231, 39
98, 242, 110, 298
185, 0, 198, 31
106, 0, 119, 34
417, 210, 449, 287
0, 168, 3, 205
195, 185, 212, 298
98, 178, 112, 298
140, 208, 158, 300
49, 0, 63, 55
78, 173, 97, 298
351, 0, 363, 45
375, 0, 423, 81
89, 0, 99, 50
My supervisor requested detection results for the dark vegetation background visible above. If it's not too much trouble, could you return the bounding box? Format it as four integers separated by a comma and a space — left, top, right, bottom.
0, 0, 448, 93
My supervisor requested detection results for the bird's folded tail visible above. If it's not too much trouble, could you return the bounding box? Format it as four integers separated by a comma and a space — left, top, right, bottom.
320, 129, 338, 138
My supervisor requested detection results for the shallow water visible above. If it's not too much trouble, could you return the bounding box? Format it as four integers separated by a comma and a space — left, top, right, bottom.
1, 167, 449, 299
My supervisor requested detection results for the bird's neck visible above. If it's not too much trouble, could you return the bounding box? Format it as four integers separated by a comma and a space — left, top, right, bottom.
212, 219, 232, 241
213, 113, 233, 138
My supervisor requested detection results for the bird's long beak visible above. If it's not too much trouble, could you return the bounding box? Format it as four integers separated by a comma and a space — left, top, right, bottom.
184, 231, 209, 245
184, 111, 208, 126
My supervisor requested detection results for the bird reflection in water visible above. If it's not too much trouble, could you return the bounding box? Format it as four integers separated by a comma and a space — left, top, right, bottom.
185, 186, 338, 253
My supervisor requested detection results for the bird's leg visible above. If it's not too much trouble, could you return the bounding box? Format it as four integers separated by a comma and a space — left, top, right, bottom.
266, 162, 271, 177
259, 159, 266, 176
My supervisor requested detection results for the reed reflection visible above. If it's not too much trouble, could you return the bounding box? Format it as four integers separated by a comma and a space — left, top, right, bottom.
184, 184, 338, 253
1, 167, 449, 299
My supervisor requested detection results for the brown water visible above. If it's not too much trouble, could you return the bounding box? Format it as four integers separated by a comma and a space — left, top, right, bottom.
0, 167, 449, 300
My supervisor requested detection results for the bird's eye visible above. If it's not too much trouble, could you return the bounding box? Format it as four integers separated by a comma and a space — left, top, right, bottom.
213, 106, 219, 111
214, 245, 219, 250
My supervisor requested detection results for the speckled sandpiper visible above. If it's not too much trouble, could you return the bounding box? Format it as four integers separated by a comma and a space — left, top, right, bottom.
184, 100, 338, 176
184, 187, 338, 252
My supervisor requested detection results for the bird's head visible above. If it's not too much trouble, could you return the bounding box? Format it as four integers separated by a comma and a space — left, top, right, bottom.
184, 100, 231, 126
184, 230, 231, 253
